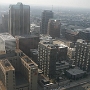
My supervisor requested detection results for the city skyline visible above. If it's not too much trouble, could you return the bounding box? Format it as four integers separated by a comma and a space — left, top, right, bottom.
0, 0, 90, 9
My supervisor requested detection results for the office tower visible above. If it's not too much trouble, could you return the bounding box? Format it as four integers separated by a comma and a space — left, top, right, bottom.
74, 39, 90, 72
0, 33, 38, 90
9, 2, 30, 36
47, 19, 61, 39
2, 13, 8, 33
41, 10, 53, 34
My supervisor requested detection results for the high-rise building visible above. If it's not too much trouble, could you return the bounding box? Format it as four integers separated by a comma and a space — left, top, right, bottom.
9, 2, 30, 36
47, 19, 61, 39
38, 36, 67, 78
41, 10, 53, 34
74, 39, 90, 72
2, 13, 8, 33
0, 59, 16, 90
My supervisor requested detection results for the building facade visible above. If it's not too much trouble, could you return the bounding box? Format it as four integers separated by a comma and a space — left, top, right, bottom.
38, 41, 57, 78
15, 35, 39, 57
9, 2, 30, 36
40, 10, 53, 34
38, 36, 68, 78
47, 19, 61, 39
74, 39, 90, 72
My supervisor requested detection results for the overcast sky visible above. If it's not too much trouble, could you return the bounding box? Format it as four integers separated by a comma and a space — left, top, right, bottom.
0, 0, 90, 8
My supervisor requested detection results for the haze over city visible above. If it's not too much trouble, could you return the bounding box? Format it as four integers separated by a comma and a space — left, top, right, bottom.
1, 0, 90, 90
0, 0, 90, 8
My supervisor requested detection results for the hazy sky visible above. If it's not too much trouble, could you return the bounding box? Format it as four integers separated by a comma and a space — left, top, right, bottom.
0, 0, 90, 8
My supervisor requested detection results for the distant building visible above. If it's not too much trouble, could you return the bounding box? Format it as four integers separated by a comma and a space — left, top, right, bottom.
41, 10, 53, 34
9, 2, 30, 36
47, 19, 61, 39
2, 13, 8, 33
74, 39, 90, 72
78, 29, 90, 42
30, 24, 40, 36
65, 30, 79, 41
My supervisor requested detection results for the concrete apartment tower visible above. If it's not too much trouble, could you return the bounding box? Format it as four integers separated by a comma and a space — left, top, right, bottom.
0, 59, 15, 90
9, 2, 30, 36
40, 10, 53, 34
47, 19, 61, 39
74, 39, 90, 72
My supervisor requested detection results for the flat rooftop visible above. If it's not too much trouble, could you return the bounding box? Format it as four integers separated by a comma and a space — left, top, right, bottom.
0, 33, 15, 41
15, 34, 39, 39
30, 49, 38, 55
53, 40, 65, 45
0, 59, 15, 71
56, 61, 69, 66
21, 56, 38, 68
40, 40, 67, 49
66, 68, 86, 75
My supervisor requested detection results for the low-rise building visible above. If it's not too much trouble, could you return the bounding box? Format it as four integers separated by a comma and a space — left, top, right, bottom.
66, 68, 86, 80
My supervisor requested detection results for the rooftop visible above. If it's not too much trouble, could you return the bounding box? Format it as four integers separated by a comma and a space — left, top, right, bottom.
0, 59, 15, 71
43, 10, 53, 12
15, 34, 39, 39
66, 68, 86, 75
21, 56, 38, 68
0, 33, 15, 41
66, 30, 79, 35
30, 49, 38, 55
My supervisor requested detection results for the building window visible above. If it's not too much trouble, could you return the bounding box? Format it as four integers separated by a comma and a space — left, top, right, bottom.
6, 72, 8, 75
